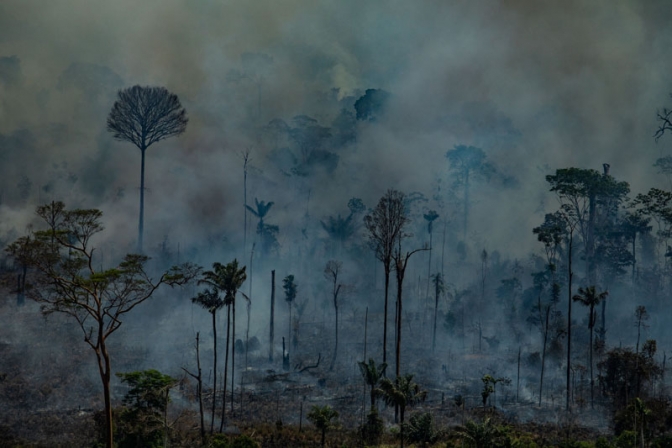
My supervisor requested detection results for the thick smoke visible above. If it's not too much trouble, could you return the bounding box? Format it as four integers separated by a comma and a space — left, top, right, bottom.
2, 0, 672, 434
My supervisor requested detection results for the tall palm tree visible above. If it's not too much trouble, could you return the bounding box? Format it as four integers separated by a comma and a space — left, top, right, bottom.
358, 358, 387, 410
190, 288, 224, 434
572, 285, 608, 409
246, 198, 277, 255
377, 374, 427, 448
423, 210, 439, 308
199, 260, 247, 429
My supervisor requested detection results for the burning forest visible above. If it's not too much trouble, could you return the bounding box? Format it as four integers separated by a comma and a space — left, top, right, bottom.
3, 1, 672, 447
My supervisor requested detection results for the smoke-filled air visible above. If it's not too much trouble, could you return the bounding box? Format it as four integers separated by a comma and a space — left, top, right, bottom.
3, 1, 672, 447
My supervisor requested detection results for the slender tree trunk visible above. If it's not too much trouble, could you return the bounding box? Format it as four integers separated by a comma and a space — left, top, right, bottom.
97, 339, 114, 448
395, 274, 404, 379
330, 285, 341, 371
540, 303, 550, 407
517, 346, 521, 403
138, 147, 146, 253
211, 311, 217, 433
270, 270, 275, 362
220, 305, 231, 431
463, 169, 470, 240
231, 299, 236, 415
195, 333, 205, 445
400, 405, 405, 448
321, 428, 326, 448
589, 312, 594, 409
567, 230, 574, 412
383, 266, 390, 365
432, 274, 439, 352
364, 306, 368, 361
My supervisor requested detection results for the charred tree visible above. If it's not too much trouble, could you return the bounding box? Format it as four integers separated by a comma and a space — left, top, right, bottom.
364, 189, 408, 365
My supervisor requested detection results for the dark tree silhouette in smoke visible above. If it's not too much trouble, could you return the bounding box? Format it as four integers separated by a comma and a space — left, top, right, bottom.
364, 189, 408, 365
106, 85, 188, 252
572, 285, 608, 409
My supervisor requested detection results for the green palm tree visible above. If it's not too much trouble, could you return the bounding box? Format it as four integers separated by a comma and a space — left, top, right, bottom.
572, 285, 608, 409
199, 260, 247, 429
358, 358, 387, 410
456, 418, 506, 448
377, 374, 427, 448
190, 288, 224, 434
307, 405, 339, 448
246, 198, 277, 254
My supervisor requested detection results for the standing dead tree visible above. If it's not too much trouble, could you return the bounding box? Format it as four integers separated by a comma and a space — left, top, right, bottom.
364, 189, 408, 365
106, 85, 188, 253
324, 260, 343, 371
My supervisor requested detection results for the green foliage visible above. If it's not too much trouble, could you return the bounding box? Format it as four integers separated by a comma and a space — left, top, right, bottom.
358, 358, 387, 409
359, 408, 384, 446
377, 374, 427, 412
404, 412, 441, 447
455, 418, 511, 448
307, 405, 339, 432
231, 435, 260, 448
598, 347, 662, 410
115, 369, 176, 448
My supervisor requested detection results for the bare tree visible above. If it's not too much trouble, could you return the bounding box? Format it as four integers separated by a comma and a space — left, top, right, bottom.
5, 202, 198, 448
393, 241, 428, 378
364, 189, 408, 364
324, 260, 343, 371
106, 85, 188, 252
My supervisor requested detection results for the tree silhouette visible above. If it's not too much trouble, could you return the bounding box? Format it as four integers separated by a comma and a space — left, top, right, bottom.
431, 273, 444, 352
106, 85, 188, 252
246, 198, 278, 255
572, 286, 608, 409
445, 145, 494, 239
307, 405, 339, 448
324, 260, 343, 371
423, 210, 439, 310
5, 202, 198, 448
190, 287, 224, 433
283, 275, 297, 355
364, 190, 408, 364
358, 358, 387, 410
198, 260, 247, 428
377, 374, 427, 447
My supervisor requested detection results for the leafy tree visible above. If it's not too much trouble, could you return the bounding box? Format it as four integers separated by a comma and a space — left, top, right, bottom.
572, 286, 608, 409
245, 198, 278, 255
446, 145, 495, 239
455, 418, 510, 448
546, 167, 629, 285
190, 287, 224, 433
307, 405, 339, 448
404, 412, 441, 447
358, 358, 388, 410
115, 369, 176, 448
599, 346, 662, 411
364, 189, 408, 364
324, 260, 343, 371
199, 260, 247, 426
106, 85, 188, 252
354, 88, 391, 121
620, 211, 652, 281
5, 202, 198, 448
378, 374, 427, 447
